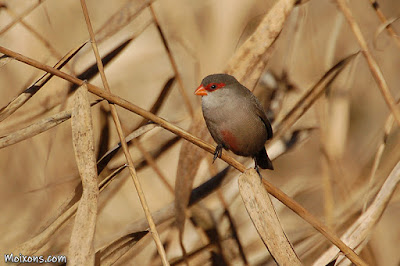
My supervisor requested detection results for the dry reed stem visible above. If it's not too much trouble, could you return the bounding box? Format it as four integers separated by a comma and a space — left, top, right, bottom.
0, 100, 101, 149
80, 1, 169, 264
239, 169, 302, 265
368, 0, 400, 49
0, 46, 366, 266
0, 41, 87, 122
99, 231, 149, 265
313, 161, 400, 265
0, 0, 45, 36
169, 242, 216, 265
0, 109, 69, 148
149, 4, 194, 118
68, 84, 99, 265
98, 202, 175, 253
0, 101, 101, 149
363, 103, 397, 211
336, 0, 400, 126
97, 123, 158, 170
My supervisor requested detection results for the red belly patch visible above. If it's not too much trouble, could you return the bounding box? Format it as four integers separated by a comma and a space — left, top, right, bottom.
221, 130, 239, 152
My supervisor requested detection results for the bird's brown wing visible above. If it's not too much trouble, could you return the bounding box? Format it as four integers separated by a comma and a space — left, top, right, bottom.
251, 94, 273, 140
257, 113, 273, 140
240, 85, 273, 140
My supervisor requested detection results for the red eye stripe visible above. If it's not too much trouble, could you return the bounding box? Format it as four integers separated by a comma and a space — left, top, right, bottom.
204, 82, 226, 91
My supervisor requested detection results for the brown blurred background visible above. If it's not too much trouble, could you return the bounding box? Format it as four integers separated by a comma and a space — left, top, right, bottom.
0, 0, 399, 265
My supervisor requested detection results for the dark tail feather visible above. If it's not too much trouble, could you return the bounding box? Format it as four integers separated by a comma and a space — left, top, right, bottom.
254, 147, 274, 170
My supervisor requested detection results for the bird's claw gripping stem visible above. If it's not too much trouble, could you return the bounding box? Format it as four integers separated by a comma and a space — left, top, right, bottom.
213, 144, 223, 163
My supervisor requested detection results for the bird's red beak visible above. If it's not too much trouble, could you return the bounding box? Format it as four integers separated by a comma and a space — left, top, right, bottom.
195, 85, 207, 96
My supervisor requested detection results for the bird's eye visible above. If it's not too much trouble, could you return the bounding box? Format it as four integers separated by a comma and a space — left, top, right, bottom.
210, 85, 217, 89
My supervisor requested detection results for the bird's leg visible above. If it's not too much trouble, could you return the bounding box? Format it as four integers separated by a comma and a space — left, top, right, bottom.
254, 159, 262, 177
213, 144, 223, 163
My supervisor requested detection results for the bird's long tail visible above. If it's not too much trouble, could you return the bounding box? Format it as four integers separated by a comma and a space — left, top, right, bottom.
254, 147, 274, 170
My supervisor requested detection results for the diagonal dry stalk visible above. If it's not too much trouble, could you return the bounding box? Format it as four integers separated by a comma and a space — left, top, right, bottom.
313, 161, 400, 265
79, 1, 169, 265
362, 100, 399, 211
336, 0, 400, 126
149, 4, 194, 118
368, 0, 400, 49
96, 123, 158, 173
0, 0, 46, 36
0, 44, 367, 265
0, 100, 101, 149
0, 41, 87, 122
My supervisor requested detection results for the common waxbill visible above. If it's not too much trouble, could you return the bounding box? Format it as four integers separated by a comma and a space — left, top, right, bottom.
195, 74, 274, 170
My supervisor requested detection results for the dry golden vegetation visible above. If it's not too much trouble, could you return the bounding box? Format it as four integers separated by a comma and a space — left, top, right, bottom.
0, 0, 400, 265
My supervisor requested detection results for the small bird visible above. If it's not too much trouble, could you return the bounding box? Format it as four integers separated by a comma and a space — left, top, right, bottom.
195, 73, 274, 171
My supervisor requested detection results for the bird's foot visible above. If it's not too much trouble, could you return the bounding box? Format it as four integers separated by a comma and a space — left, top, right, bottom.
254, 161, 262, 178
213, 144, 223, 163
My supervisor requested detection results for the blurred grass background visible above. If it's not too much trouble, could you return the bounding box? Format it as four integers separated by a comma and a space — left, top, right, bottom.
0, 0, 400, 265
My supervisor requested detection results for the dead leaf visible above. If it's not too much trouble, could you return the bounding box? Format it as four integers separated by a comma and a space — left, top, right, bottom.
238, 168, 302, 265
68, 83, 99, 265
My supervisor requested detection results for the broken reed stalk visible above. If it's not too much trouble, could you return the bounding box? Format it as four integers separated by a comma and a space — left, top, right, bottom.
79, 1, 169, 265
335, 0, 400, 126
0, 45, 367, 265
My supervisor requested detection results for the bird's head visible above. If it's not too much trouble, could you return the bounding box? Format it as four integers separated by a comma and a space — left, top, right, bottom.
194, 74, 239, 96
